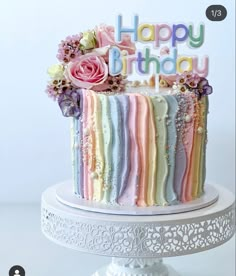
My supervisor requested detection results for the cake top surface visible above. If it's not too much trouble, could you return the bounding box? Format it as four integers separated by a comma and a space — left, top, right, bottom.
45, 16, 213, 118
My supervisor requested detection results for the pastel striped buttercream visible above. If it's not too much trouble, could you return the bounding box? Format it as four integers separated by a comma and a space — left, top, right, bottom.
72, 89, 208, 206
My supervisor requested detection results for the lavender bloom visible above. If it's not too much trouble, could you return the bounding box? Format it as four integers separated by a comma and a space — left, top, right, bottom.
175, 72, 213, 100
57, 34, 83, 63
194, 78, 213, 99
58, 90, 81, 118
46, 78, 73, 100
186, 75, 201, 88
176, 74, 187, 85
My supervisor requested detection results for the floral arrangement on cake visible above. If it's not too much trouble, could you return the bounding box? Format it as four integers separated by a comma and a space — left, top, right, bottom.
159, 72, 213, 100
46, 25, 136, 118
157, 47, 213, 99
45, 26, 213, 118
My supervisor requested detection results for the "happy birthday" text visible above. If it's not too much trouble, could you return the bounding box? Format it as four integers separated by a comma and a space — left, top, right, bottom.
116, 15, 205, 48
108, 16, 208, 77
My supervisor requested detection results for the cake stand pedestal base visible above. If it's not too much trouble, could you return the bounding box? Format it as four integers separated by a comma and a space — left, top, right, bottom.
93, 258, 179, 276
41, 183, 235, 276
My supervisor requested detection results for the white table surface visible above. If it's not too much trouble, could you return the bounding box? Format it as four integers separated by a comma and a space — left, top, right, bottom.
0, 204, 235, 276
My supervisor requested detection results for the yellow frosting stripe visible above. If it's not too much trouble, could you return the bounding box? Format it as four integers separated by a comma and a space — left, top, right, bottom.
99, 95, 112, 203
198, 96, 208, 196
188, 98, 201, 199
152, 96, 168, 206
147, 97, 157, 206
92, 92, 104, 201
86, 91, 94, 200
136, 94, 149, 207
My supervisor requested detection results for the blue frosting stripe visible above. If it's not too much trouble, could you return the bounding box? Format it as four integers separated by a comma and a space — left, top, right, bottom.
72, 89, 84, 197
117, 95, 130, 197
72, 118, 78, 194
164, 95, 178, 203
109, 96, 122, 203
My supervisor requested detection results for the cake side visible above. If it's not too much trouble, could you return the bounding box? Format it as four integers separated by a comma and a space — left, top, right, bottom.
71, 89, 209, 206
45, 21, 213, 208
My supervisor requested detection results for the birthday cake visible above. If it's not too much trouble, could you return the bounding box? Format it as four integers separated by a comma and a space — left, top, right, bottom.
45, 16, 213, 207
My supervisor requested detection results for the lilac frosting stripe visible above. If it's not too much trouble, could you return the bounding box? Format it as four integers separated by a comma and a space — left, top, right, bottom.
117, 95, 130, 196
109, 96, 122, 203
118, 95, 139, 206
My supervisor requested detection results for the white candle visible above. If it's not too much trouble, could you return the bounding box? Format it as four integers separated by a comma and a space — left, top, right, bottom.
155, 74, 159, 93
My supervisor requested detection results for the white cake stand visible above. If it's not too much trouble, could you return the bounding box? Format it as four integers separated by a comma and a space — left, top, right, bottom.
41, 183, 235, 276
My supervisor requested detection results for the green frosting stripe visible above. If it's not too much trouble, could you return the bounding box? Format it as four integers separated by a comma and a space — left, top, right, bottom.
152, 96, 168, 206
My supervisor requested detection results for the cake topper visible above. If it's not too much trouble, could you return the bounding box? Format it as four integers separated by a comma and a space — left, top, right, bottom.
45, 15, 212, 118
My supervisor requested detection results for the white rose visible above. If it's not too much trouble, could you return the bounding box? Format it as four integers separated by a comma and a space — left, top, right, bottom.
47, 64, 64, 79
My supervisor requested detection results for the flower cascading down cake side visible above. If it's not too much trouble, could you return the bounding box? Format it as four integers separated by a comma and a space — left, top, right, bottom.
45, 19, 213, 207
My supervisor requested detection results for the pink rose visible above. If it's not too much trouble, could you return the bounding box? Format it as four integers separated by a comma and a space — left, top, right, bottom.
117, 34, 136, 55
66, 53, 108, 89
96, 24, 136, 55
96, 25, 115, 47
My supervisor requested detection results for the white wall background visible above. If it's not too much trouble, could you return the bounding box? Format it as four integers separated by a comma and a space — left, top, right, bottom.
0, 0, 235, 203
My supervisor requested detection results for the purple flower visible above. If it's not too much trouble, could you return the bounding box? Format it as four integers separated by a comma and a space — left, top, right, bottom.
58, 90, 81, 118
182, 71, 195, 79
186, 76, 200, 88
177, 72, 201, 88
89, 74, 128, 92
46, 84, 59, 100
106, 74, 127, 92
194, 78, 213, 99
173, 72, 213, 100
57, 34, 83, 63
176, 74, 186, 85
46, 78, 74, 100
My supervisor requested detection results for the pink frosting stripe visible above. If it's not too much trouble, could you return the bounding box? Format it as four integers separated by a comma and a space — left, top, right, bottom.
181, 94, 195, 202
118, 96, 139, 206
136, 95, 149, 207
